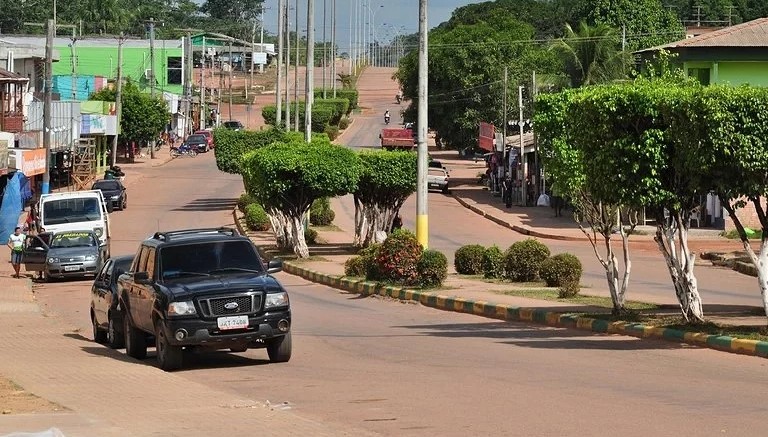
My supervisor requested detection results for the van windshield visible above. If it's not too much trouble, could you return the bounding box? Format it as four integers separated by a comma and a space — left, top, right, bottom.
43, 198, 102, 225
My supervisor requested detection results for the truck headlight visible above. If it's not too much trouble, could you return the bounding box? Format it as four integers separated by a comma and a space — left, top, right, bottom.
94, 227, 104, 237
264, 292, 289, 309
111, 195, 120, 200
47, 257, 59, 264
168, 301, 197, 316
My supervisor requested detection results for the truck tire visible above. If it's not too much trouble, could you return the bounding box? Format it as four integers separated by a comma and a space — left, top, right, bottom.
266, 332, 292, 363
155, 321, 183, 371
107, 312, 125, 349
124, 313, 147, 360
92, 313, 107, 344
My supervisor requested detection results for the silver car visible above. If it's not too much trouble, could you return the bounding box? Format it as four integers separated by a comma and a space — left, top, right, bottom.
23, 230, 105, 281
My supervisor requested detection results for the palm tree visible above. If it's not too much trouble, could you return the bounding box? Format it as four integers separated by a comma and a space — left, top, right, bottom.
551, 22, 631, 88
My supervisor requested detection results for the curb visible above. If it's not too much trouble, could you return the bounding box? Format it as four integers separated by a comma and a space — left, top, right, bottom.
282, 262, 768, 360
450, 193, 586, 242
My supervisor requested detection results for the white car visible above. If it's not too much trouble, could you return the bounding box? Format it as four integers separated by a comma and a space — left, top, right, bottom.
427, 168, 450, 194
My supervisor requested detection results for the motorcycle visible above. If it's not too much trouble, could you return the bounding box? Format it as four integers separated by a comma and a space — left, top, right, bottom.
384, 115, 391, 125
170, 143, 197, 158
395, 94, 402, 104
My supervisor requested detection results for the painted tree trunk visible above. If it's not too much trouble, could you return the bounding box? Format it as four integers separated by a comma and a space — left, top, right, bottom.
754, 245, 768, 324
267, 209, 290, 250
654, 217, 704, 323
362, 204, 399, 245
353, 196, 367, 247
287, 214, 310, 258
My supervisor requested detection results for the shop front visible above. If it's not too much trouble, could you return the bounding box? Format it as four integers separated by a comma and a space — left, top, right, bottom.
8, 147, 47, 192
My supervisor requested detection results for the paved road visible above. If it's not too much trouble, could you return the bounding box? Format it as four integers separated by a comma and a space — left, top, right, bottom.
27, 69, 768, 437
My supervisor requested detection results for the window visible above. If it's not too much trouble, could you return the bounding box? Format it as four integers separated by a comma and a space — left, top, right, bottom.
688, 68, 711, 85
146, 248, 157, 280
98, 260, 113, 283
135, 246, 150, 273
159, 241, 263, 279
167, 56, 182, 85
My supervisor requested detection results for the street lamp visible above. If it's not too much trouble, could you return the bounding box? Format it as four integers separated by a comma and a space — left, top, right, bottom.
367, 3, 384, 66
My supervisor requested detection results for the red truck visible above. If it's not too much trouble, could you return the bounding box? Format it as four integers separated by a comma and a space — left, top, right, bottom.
380, 128, 416, 151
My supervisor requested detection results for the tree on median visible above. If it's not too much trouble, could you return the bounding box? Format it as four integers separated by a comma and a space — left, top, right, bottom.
241, 138, 361, 258
353, 151, 418, 247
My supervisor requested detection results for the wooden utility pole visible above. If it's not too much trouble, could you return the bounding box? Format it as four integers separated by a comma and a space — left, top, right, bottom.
228, 38, 233, 121
201, 36, 206, 129
42, 19, 54, 194
68, 27, 77, 100
285, 0, 291, 131
112, 33, 125, 167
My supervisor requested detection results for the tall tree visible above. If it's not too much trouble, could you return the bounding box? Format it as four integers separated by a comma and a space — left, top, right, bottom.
90, 79, 169, 147
551, 22, 631, 88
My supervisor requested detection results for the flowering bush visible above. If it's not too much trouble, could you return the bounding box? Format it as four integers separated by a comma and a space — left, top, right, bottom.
374, 229, 423, 285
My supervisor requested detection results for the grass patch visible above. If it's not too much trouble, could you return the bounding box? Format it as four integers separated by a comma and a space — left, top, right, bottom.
311, 224, 342, 232
494, 287, 658, 311
721, 228, 763, 240
585, 312, 768, 342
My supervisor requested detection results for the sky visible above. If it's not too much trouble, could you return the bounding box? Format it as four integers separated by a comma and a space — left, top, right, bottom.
202, 1, 480, 49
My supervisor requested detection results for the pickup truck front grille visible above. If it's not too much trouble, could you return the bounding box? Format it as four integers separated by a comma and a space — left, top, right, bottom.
198, 294, 262, 317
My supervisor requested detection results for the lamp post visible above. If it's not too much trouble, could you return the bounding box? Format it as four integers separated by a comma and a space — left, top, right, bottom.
367, 3, 383, 66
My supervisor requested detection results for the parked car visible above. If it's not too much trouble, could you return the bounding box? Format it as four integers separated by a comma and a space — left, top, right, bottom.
194, 130, 214, 149
223, 120, 244, 131
23, 230, 107, 281
427, 167, 450, 194
428, 159, 449, 175
91, 255, 135, 348
117, 227, 291, 371
185, 134, 210, 153
91, 179, 127, 212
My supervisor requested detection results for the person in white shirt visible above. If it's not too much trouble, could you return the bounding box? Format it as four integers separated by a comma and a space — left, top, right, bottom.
7, 227, 26, 278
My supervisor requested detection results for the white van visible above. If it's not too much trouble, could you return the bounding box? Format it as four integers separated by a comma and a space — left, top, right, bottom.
38, 190, 111, 251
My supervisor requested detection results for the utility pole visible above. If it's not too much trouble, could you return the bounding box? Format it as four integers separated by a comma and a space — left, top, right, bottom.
502, 65, 508, 158
305, 0, 315, 141
348, 0, 352, 75
148, 17, 157, 158
532, 70, 539, 199
294, 2, 300, 131
68, 27, 77, 100
112, 33, 125, 167
228, 38, 233, 121
322, 0, 327, 98
42, 19, 54, 195
201, 36, 206, 129
518, 85, 526, 207
285, 1, 291, 131
259, 7, 266, 73
416, 0, 428, 248
332, 0, 337, 97
276, 0, 285, 127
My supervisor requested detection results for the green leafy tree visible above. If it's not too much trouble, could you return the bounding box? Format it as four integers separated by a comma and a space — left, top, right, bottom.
551, 22, 631, 88
212, 128, 303, 175
200, 0, 265, 40
353, 151, 418, 247
705, 85, 768, 323
241, 139, 361, 258
90, 79, 168, 148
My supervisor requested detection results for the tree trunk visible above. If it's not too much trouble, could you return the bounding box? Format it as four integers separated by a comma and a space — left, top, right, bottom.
654, 213, 704, 323
756, 246, 768, 323
267, 209, 291, 250
287, 213, 309, 258
353, 195, 367, 247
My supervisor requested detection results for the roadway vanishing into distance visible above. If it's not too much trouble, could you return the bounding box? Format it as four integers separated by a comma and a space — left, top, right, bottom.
31, 68, 768, 436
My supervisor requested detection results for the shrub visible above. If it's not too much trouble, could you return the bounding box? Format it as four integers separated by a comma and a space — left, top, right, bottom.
504, 239, 551, 282
244, 203, 270, 231
305, 227, 318, 245
344, 256, 366, 277
540, 253, 583, 297
339, 117, 350, 130
310, 197, 336, 226
417, 249, 448, 287
324, 125, 340, 141
454, 244, 485, 275
315, 88, 358, 111
374, 229, 423, 285
360, 243, 382, 280
315, 98, 350, 125
237, 192, 255, 212
482, 245, 504, 279
261, 105, 277, 126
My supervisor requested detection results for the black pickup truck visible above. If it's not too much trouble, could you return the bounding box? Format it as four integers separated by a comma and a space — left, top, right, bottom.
117, 227, 291, 371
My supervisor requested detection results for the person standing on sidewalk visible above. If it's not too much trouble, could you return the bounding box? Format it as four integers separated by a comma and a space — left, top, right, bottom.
7, 227, 26, 279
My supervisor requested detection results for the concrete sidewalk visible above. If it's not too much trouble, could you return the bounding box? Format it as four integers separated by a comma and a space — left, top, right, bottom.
0, 258, 372, 436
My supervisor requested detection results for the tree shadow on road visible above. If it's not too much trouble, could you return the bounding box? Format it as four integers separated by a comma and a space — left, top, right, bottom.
172, 198, 238, 212
393, 321, 689, 352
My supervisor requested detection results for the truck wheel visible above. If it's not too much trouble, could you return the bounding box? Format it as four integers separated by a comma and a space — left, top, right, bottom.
107, 312, 125, 349
124, 313, 147, 360
266, 332, 292, 363
92, 313, 107, 344
155, 321, 183, 371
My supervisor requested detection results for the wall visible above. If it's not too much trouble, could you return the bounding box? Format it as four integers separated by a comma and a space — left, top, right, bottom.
52, 45, 183, 95
724, 198, 766, 233
716, 62, 768, 87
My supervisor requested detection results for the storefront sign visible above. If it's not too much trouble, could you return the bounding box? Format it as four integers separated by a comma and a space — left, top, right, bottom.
81, 114, 106, 134
478, 122, 495, 152
8, 148, 47, 176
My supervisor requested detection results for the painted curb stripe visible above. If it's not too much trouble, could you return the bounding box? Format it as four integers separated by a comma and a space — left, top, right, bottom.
282, 261, 768, 359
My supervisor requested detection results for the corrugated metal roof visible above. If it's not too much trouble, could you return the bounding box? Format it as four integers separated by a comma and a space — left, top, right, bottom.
639, 17, 768, 52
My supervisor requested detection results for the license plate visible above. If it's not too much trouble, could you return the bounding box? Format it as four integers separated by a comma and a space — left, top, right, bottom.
217, 315, 249, 330
64, 265, 80, 272
428, 183, 439, 188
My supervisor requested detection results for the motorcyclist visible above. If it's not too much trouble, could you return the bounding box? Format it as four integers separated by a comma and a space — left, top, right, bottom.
384, 110, 391, 124
396, 91, 402, 104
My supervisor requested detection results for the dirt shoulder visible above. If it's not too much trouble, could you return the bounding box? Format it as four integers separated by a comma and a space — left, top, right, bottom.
0, 375, 65, 415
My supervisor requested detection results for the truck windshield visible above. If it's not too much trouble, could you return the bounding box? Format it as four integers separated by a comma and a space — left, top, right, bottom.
159, 240, 264, 280
43, 198, 102, 225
